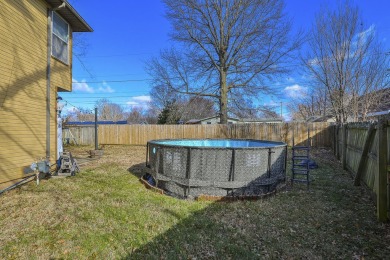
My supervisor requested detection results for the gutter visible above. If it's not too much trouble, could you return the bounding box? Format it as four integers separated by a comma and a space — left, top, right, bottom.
46, 3, 66, 160
45, 0, 93, 32
60, 0, 93, 32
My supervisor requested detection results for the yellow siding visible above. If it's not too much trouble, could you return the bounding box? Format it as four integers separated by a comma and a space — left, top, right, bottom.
52, 58, 72, 91
0, 0, 73, 189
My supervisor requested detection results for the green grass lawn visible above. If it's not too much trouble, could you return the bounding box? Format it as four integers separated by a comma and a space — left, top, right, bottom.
0, 145, 389, 259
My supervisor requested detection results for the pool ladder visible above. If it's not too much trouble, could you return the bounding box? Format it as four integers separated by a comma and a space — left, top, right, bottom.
291, 125, 311, 188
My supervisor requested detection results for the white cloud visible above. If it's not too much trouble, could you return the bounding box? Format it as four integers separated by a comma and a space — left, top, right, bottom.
132, 95, 151, 102
62, 106, 79, 115
72, 78, 94, 93
97, 81, 115, 93
126, 95, 151, 108
358, 25, 375, 41
263, 100, 279, 107
72, 79, 115, 93
284, 84, 308, 99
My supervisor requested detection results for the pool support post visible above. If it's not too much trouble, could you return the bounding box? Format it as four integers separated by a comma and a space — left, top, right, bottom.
186, 147, 192, 197
267, 148, 275, 192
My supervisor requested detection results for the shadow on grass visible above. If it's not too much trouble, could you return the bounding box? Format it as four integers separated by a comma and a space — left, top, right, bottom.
126, 161, 289, 258
127, 163, 146, 179
127, 202, 267, 259
123, 149, 389, 259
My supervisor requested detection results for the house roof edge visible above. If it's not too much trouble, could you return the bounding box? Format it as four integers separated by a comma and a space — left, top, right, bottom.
46, 0, 93, 32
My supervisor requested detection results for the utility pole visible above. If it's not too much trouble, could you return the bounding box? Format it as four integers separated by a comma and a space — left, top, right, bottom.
94, 107, 98, 150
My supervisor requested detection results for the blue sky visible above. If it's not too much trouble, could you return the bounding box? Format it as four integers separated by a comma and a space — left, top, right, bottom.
61, 0, 390, 118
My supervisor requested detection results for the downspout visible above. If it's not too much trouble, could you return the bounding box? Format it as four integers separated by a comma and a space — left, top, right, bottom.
46, 2, 66, 160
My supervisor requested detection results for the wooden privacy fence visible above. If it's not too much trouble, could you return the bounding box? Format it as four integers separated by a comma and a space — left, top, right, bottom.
63, 122, 332, 147
63, 126, 95, 145
333, 118, 389, 222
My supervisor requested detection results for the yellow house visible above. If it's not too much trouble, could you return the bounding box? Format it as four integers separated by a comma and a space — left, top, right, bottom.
0, 0, 92, 190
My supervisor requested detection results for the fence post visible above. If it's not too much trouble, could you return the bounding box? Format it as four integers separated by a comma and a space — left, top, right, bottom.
342, 124, 347, 170
332, 125, 335, 154
335, 124, 338, 156
377, 118, 388, 222
335, 125, 340, 160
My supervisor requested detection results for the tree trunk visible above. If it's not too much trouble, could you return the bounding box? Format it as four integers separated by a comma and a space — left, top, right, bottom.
220, 70, 228, 124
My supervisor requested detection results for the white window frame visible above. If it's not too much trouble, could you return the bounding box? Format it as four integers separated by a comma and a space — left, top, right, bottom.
51, 12, 70, 64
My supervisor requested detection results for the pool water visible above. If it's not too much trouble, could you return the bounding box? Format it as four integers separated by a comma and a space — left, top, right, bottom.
153, 139, 285, 148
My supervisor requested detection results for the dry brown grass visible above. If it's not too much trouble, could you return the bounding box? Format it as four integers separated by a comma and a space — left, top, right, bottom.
0, 145, 389, 259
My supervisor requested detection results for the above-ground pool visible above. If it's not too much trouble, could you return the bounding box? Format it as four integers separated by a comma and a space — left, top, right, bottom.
146, 139, 287, 198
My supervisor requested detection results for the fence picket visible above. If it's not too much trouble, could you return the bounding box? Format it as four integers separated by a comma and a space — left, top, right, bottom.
330, 120, 389, 222
64, 123, 332, 147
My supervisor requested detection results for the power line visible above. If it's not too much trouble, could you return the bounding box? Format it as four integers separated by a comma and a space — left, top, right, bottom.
62, 91, 148, 95
60, 95, 150, 99
64, 101, 149, 106
62, 99, 92, 112
71, 77, 291, 84
72, 79, 150, 83
83, 52, 154, 58
73, 72, 148, 78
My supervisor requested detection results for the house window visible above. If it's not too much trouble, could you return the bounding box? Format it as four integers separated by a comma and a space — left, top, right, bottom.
52, 12, 69, 64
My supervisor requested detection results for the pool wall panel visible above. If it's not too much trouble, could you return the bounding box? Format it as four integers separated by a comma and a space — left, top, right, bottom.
146, 139, 287, 198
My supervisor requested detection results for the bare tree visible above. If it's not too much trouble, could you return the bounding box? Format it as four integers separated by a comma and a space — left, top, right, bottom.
63, 108, 94, 122
230, 102, 281, 119
258, 106, 281, 119
149, 83, 217, 122
72, 33, 95, 77
358, 47, 390, 121
147, 0, 301, 124
149, 84, 182, 111
287, 85, 331, 121
143, 104, 160, 124
177, 96, 217, 121
303, 1, 389, 123
95, 99, 125, 121
125, 106, 160, 124
126, 107, 144, 124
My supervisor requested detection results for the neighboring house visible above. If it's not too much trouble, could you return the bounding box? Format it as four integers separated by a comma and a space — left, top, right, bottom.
364, 88, 390, 119
185, 119, 203, 124
239, 118, 284, 124
366, 110, 390, 118
306, 115, 336, 123
304, 88, 390, 123
0, 0, 92, 190
186, 116, 240, 124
